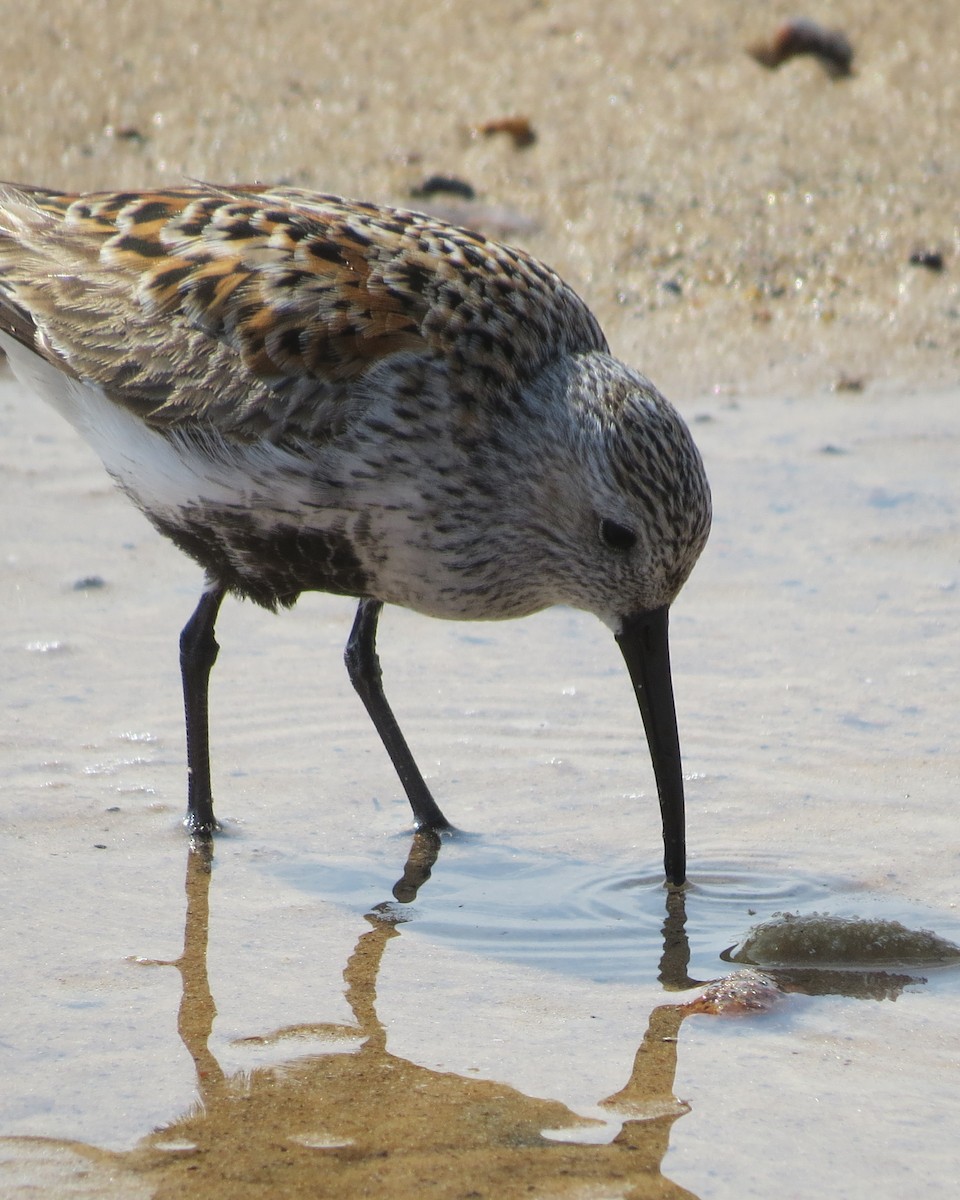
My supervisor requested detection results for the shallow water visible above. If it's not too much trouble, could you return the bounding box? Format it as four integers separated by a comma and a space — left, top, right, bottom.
272, 838, 940, 985
2, 375, 959, 1197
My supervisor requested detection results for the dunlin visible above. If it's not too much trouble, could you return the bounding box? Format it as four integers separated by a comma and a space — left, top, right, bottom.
0, 184, 710, 884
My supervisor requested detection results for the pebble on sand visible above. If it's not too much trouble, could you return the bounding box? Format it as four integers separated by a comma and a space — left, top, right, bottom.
748, 18, 854, 79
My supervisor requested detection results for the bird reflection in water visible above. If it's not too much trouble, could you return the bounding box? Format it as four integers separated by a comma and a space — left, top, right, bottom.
12, 839, 933, 1199
129, 835, 703, 1199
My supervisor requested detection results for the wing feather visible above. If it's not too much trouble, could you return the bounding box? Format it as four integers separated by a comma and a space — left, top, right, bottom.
0, 184, 607, 441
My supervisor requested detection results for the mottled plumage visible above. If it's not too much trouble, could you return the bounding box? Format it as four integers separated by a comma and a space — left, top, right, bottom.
0, 183, 711, 883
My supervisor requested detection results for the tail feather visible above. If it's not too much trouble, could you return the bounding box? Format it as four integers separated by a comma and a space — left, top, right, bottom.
0, 291, 37, 348
0, 185, 51, 352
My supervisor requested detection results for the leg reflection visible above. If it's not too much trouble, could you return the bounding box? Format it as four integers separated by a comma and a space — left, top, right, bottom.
391, 828, 444, 903
130, 837, 702, 1199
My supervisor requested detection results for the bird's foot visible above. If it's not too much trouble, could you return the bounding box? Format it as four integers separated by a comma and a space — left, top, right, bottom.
183, 810, 222, 839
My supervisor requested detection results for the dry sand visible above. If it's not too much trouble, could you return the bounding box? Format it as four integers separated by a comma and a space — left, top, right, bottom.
0, 0, 957, 399
1, 2, 958, 1198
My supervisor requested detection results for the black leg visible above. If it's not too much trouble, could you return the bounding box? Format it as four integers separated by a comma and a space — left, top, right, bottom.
344, 599, 452, 831
179, 583, 226, 835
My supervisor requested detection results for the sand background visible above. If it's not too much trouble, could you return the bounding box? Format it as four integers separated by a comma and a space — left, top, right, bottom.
1, 3, 959, 1198
0, 0, 958, 400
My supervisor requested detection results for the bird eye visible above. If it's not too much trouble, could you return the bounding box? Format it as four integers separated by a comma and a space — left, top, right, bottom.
599, 518, 637, 553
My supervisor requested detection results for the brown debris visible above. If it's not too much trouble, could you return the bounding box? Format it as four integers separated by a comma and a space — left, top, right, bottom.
833, 374, 866, 393
106, 124, 148, 143
683, 969, 785, 1016
473, 116, 537, 149
748, 18, 854, 78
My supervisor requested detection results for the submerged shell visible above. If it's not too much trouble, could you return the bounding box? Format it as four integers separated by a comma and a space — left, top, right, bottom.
725, 913, 960, 970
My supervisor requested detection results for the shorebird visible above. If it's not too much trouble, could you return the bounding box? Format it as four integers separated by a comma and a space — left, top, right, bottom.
0, 184, 710, 884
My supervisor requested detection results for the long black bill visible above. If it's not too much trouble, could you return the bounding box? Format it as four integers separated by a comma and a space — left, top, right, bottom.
615, 605, 686, 887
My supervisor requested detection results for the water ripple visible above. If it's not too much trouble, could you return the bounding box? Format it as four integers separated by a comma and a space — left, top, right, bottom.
267, 842, 885, 985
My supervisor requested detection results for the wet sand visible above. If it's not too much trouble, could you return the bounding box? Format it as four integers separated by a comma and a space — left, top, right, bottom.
2, 1, 959, 1197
